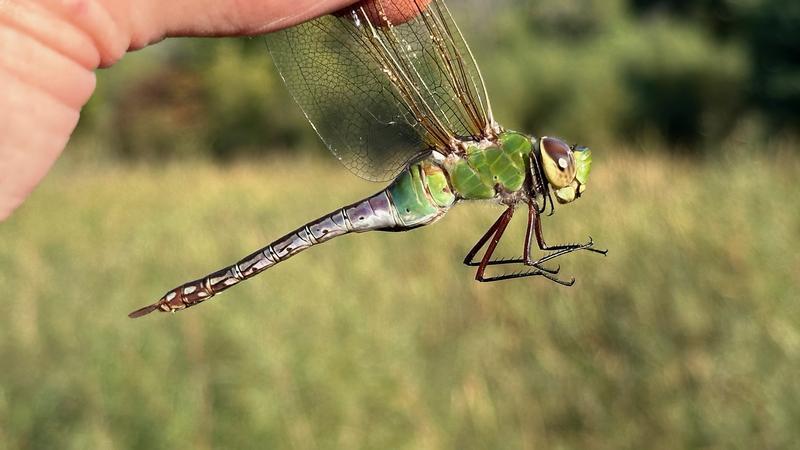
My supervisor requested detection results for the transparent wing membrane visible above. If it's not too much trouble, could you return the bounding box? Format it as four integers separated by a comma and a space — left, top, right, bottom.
266, 0, 496, 181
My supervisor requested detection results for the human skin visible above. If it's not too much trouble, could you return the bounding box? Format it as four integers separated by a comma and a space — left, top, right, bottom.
0, 0, 426, 221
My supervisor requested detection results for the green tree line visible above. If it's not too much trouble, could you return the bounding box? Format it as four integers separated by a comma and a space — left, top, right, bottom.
73, 0, 799, 160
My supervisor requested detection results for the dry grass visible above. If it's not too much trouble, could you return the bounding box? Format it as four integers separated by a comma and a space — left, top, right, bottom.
1, 151, 798, 449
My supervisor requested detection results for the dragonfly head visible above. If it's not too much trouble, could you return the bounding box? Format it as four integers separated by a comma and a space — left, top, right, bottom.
537, 136, 592, 204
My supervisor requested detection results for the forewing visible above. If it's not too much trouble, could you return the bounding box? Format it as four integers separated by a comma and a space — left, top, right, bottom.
266, 0, 497, 181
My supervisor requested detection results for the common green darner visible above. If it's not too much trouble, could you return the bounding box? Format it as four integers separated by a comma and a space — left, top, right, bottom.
129, 0, 606, 318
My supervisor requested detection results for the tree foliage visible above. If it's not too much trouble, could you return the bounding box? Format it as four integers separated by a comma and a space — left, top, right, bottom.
74, 0, 799, 159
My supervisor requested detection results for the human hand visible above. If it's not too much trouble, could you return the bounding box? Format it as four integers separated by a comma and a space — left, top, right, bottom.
0, 0, 423, 221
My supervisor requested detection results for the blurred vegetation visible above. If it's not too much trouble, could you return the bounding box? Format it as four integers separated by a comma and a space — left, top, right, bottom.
1, 149, 799, 449
71, 0, 799, 161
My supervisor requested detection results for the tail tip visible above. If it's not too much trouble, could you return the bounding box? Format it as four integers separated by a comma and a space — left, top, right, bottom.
128, 303, 160, 319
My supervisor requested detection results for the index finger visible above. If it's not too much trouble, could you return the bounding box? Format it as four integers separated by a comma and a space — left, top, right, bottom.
151, 0, 428, 41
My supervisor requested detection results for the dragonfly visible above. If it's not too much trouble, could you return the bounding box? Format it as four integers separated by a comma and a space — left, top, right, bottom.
129, 0, 606, 318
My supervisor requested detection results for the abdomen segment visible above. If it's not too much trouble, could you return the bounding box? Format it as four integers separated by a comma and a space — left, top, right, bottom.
128, 160, 454, 318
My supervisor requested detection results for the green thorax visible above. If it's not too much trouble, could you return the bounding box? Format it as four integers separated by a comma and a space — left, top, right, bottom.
386, 131, 531, 227
442, 131, 531, 200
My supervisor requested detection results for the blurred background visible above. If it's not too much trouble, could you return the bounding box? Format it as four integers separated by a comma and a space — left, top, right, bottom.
1, 0, 799, 448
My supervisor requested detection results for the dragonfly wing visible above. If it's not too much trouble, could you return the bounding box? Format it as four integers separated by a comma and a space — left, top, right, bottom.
266, 0, 498, 182
267, 12, 424, 181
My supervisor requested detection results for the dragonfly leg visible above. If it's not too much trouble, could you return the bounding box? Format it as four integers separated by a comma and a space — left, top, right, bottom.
531, 203, 608, 255
463, 207, 559, 274
468, 207, 568, 283
488, 202, 604, 285
462, 206, 509, 265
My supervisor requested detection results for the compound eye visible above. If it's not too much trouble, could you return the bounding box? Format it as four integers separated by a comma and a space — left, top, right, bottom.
540, 137, 576, 188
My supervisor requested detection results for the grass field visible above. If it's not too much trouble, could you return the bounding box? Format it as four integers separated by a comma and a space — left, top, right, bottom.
1, 151, 799, 449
